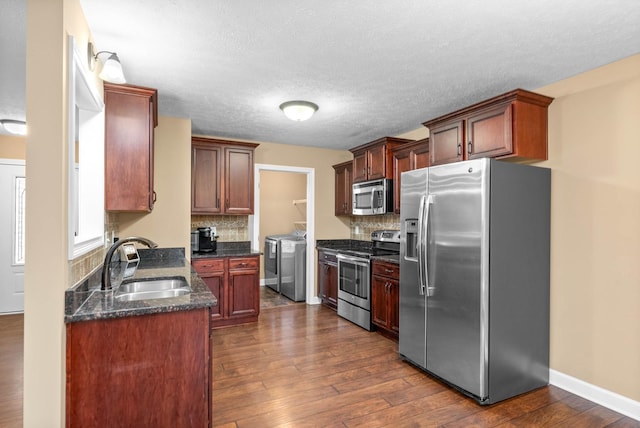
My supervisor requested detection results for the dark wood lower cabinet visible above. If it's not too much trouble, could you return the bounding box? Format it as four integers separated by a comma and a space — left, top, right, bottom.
66, 309, 211, 427
317, 250, 338, 310
192, 255, 260, 328
371, 260, 400, 339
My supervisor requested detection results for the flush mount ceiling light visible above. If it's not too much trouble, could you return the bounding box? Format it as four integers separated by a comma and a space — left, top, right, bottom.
279, 101, 318, 121
87, 42, 126, 84
0, 119, 27, 136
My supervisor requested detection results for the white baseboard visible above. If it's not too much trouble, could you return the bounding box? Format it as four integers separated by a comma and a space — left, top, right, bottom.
549, 369, 640, 421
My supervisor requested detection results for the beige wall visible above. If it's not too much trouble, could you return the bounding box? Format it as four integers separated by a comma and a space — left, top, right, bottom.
24, 0, 96, 426
254, 141, 353, 240
119, 116, 192, 253
0, 134, 26, 159
534, 54, 640, 402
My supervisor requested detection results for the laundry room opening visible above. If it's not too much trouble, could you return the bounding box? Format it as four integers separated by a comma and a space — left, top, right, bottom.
251, 164, 317, 305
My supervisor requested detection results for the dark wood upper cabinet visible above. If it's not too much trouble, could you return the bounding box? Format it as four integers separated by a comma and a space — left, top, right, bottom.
423, 89, 553, 166
349, 137, 413, 183
191, 137, 259, 215
392, 138, 429, 213
333, 161, 353, 216
104, 83, 158, 212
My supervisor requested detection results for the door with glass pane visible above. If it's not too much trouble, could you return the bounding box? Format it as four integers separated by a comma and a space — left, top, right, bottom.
0, 160, 25, 313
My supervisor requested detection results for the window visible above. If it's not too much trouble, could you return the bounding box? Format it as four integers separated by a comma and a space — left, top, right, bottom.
14, 176, 25, 265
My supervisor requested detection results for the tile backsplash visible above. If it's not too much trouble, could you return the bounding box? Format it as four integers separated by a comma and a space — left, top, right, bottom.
350, 214, 400, 241
191, 215, 249, 241
68, 212, 120, 287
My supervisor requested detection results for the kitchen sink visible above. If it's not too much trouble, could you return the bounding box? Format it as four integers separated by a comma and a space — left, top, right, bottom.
114, 276, 191, 302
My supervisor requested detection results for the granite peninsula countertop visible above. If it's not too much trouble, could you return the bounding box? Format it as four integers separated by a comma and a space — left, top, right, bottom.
65, 248, 216, 323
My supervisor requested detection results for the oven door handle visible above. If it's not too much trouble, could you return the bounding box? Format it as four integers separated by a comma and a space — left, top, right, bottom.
336, 253, 369, 266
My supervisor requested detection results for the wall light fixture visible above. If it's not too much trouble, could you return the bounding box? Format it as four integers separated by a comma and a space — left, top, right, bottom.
88, 42, 126, 84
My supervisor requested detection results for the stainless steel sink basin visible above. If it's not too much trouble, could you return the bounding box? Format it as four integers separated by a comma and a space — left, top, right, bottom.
114, 276, 191, 302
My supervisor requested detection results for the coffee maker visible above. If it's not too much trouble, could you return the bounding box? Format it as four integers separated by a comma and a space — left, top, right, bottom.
192, 227, 217, 253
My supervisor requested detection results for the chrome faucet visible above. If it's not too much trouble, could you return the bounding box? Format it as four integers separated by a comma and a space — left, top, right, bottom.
101, 237, 158, 290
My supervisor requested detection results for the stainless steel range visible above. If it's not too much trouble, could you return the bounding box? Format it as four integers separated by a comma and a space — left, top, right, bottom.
337, 230, 400, 330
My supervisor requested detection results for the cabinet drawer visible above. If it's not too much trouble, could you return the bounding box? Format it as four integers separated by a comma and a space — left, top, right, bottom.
229, 256, 258, 270
372, 261, 399, 279
318, 250, 338, 264
192, 258, 225, 273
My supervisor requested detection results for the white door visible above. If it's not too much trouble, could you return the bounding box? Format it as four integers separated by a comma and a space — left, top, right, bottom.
0, 160, 25, 314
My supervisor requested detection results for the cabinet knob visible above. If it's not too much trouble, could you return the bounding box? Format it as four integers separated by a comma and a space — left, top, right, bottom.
457, 144, 462, 156
468, 141, 472, 155
385, 268, 394, 274
152, 191, 157, 203
217, 198, 220, 208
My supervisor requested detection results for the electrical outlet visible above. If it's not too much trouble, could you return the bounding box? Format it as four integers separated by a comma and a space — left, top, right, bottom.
211, 226, 217, 236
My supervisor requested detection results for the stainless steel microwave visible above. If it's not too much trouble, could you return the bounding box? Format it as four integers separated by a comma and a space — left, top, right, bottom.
352, 179, 393, 215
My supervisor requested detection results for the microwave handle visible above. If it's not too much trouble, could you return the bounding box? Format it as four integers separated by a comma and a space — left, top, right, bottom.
370, 189, 375, 212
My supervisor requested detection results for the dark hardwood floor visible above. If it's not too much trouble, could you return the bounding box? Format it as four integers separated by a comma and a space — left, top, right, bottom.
0, 314, 23, 428
212, 304, 639, 428
0, 305, 638, 427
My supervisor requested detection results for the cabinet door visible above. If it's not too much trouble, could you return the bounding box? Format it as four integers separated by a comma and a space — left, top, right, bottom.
352, 150, 368, 183
393, 148, 412, 214
104, 86, 156, 211
228, 269, 259, 318
413, 144, 430, 170
467, 103, 513, 159
367, 144, 387, 180
318, 262, 328, 301
371, 275, 389, 328
224, 147, 254, 214
334, 162, 352, 216
201, 274, 225, 321
429, 120, 464, 166
192, 144, 222, 214
326, 263, 338, 309
318, 261, 338, 310
388, 278, 400, 334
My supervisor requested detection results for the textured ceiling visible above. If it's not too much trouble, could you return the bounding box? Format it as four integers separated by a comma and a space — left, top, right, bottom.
2, 1, 640, 148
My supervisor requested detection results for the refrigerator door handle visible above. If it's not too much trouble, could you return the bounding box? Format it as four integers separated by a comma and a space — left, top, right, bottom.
424, 195, 434, 297
417, 195, 427, 296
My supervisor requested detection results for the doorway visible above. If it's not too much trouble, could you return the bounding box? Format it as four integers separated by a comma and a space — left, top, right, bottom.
251, 164, 319, 304
0, 159, 26, 314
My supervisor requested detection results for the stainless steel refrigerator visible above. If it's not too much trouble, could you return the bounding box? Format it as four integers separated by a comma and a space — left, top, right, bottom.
399, 158, 550, 404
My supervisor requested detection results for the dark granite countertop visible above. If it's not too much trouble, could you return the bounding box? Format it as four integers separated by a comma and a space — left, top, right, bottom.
65, 248, 216, 323
316, 239, 400, 265
191, 241, 261, 259
316, 239, 372, 253
372, 254, 400, 265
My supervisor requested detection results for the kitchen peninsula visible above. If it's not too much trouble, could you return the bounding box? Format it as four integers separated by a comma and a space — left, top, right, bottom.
65, 248, 215, 427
